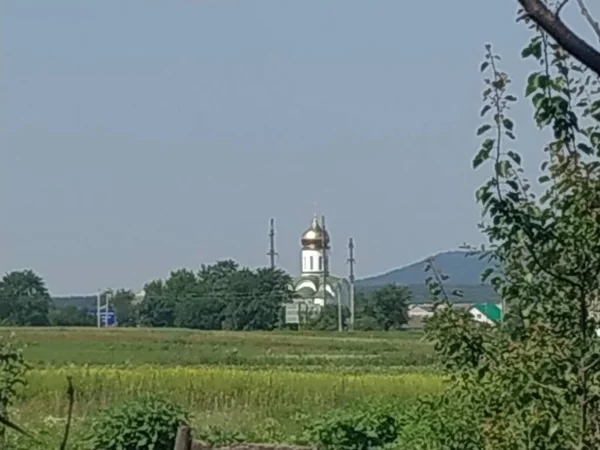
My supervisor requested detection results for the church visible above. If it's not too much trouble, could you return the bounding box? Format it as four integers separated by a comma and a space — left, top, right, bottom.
284, 215, 351, 325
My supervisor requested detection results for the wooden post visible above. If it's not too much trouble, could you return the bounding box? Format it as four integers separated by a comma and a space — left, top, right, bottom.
174, 426, 192, 450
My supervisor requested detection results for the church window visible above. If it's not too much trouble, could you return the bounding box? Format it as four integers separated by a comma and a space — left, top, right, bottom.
310, 256, 314, 270
318, 256, 322, 270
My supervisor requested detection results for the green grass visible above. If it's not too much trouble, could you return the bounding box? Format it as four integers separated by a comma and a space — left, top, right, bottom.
18, 365, 443, 443
11, 327, 435, 371
0, 328, 441, 447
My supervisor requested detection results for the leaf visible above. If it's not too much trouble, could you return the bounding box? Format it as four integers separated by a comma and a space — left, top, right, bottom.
577, 143, 593, 155
481, 268, 494, 283
503, 118, 514, 131
505, 95, 517, 102
538, 175, 550, 183
507, 151, 522, 164
495, 160, 511, 177
480, 104, 492, 117
476, 124, 492, 136
473, 151, 488, 169
525, 73, 539, 96
480, 61, 489, 73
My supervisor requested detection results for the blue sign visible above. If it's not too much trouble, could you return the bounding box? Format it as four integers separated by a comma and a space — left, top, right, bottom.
95, 307, 117, 327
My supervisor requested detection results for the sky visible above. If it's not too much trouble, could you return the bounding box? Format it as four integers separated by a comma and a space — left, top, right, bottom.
1, 1, 596, 295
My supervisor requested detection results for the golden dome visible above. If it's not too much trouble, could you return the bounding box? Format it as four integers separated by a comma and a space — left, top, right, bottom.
301, 215, 330, 249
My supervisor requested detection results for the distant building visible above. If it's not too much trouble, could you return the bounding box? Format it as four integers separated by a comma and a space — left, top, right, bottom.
284, 215, 351, 325
408, 304, 435, 319
469, 303, 502, 325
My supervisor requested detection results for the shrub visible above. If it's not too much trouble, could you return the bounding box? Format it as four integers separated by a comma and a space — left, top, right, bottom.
89, 395, 189, 450
304, 405, 400, 450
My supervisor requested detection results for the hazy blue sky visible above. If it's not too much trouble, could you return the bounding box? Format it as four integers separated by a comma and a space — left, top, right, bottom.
1, 1, 593, 295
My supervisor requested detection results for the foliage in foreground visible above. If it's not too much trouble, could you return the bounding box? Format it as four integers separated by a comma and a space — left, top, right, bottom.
303, 404, 400, 450
89, 395, 189, 450
414, 5, 600, 448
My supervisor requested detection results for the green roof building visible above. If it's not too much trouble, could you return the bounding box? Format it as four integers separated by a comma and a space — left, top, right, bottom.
469, 302, 502, 325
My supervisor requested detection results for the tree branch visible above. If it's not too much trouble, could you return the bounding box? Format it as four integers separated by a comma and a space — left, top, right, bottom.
518, 0, 600, 76
576, 0, 600, 44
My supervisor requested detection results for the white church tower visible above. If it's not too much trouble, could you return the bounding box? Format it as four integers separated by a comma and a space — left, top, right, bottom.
300, 215, 328, 275
285, 215, 351, 325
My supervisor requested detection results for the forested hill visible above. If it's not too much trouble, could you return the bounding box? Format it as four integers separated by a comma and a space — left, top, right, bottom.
356, 250, 498, 303
357, 250, 490, 287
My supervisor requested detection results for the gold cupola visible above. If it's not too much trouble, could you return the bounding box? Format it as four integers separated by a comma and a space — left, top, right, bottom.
301, 215, 330, 249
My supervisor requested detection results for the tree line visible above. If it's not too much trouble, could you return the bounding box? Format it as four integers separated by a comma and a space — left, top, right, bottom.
0, 260, 412, 331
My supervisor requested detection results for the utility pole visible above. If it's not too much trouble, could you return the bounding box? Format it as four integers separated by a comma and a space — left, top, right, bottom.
322, 215, 341, 332
105, 290, 111, 328
97, 290, 101, 328
347, 237, 356, 330
267, 218, 278, 269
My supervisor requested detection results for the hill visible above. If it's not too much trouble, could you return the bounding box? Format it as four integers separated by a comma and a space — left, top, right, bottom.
357, 250, 491, 287
356, 250, 498, 303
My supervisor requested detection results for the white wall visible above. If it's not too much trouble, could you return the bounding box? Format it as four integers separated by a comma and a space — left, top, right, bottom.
469, 308, 494, 325
301, 248, 324, 274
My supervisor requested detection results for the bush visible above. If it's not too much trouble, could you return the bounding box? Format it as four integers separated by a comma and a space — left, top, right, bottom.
89, 395, 189, 450
353, 315, 382, 331
304, 405, 400, 450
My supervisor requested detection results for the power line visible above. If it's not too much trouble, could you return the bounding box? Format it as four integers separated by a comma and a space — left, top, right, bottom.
347, 237, 356, 330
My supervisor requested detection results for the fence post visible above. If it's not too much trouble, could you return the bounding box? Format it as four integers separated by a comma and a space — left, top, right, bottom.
174, 426, 192, 450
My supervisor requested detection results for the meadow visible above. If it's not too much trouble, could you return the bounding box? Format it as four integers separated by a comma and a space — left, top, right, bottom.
4, 328, 442, 445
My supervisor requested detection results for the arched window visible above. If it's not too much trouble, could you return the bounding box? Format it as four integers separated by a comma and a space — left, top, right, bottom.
310, 256, 314, 270
318, 256, 323, 271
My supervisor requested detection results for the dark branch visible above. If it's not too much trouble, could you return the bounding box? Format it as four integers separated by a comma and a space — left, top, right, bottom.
576, 0, 600, 44
556, 0, 570, 16
518, 0, 600, 76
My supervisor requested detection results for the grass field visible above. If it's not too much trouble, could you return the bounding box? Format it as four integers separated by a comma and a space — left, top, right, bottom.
2, 328, 442, 446
15, 327, 435, 370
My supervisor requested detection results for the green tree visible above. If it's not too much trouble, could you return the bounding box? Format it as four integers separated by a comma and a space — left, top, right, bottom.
110, 289, 136, 327
417, 8, 600, 448
304, 304, 350, 331
136, 280, 173, 327
140, 260, 295, 331
244, 268, 294, 330
364, 284, 410, 331
0, 270, 51, 326
49, 306, 95, 326
174, 292, 224, 330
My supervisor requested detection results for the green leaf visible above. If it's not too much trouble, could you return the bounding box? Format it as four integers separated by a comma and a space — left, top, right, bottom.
538, 175, 550, 183
480, 104, 492, 117
577, 143, 593, 155
502, 118, 514, 131
476, 124, 492, 136
481, 268, 494, 283
480, 61, 489, 73
496, 160, 511, 177
525, 73, 539, 96
473, 151, 488, 169
507, 151, 521, 164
